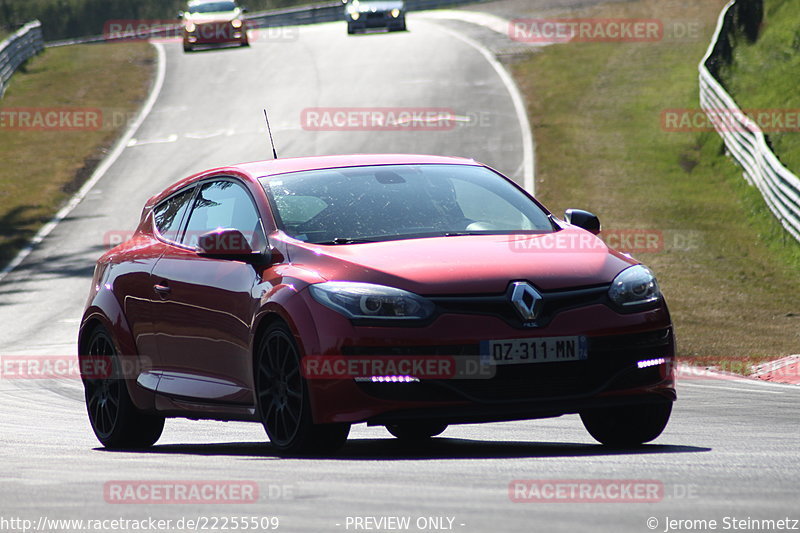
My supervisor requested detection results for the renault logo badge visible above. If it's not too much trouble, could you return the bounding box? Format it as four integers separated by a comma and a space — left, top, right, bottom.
510, 281, 543, 321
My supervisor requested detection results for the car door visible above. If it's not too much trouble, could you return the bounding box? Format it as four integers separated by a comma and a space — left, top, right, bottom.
115, 185, 196, 373
150, 177, 267, 405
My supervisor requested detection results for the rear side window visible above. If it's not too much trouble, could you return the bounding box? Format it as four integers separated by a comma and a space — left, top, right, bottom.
153, 187, 195, 242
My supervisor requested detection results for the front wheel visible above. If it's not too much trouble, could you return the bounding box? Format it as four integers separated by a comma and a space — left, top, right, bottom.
82, 326, 164, 449
580, 402, 672, 446
386, 422, 447, 441
255, 323, 350, 454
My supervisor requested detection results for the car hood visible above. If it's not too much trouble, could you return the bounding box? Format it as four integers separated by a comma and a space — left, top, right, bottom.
351, 1, 404, 13
283, 228, 637, 295
185, 10, 241, 23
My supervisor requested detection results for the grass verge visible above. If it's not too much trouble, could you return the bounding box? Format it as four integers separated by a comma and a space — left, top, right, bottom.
511, 0, 800, 363
0, 42, 155, 268
719, 0, 800, 175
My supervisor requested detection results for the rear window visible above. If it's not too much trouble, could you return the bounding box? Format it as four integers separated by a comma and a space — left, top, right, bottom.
153, 187, 195, 242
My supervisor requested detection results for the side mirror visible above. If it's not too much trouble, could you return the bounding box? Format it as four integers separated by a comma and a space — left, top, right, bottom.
196, 228, 266, 263
564, 208, 600, 235
177, 11, 184, 18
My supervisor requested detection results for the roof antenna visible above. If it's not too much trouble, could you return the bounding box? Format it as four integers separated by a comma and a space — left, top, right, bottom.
263, 109, 278, 159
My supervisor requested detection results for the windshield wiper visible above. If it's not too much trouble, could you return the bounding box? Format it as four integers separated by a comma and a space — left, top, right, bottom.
443, 231, 490, 237
313, 237, 379, 245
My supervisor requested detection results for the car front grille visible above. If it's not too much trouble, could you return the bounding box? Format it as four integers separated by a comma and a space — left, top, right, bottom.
428, 284, 613, 329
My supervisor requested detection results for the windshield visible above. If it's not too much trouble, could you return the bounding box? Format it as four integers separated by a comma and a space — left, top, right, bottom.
187, 1, 237, 14
260, 164, 554, 244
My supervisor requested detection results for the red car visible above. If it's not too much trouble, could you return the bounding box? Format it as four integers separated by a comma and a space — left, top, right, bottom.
79, 154, 675, 453
180, 0, 249, 52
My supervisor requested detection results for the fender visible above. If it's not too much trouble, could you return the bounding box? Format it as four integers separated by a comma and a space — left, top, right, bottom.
79, 289, 156, 411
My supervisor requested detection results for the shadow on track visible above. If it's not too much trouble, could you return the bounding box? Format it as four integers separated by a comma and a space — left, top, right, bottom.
97, 438, 711, 460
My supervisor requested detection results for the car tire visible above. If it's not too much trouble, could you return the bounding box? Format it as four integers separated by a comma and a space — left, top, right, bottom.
183, 44, 193, 52
386, 422, 447, 441
255, 322, 350, 455
580, 401, 672, 446
82, 325, 165, 449
347, 23, 355, 35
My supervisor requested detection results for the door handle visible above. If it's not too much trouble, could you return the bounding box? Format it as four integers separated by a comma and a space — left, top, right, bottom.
153, 283, 171, 296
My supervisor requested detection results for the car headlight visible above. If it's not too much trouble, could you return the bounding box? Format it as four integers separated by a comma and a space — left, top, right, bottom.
185, 22, 196, 32
608, 265, 662, 307
309, 282, 435, 321
231, 19, 243, 28
391, 8, 400, 17
350, 12, 360, 20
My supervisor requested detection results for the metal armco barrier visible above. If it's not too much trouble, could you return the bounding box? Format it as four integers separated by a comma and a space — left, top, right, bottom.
0, 20, 44, 97
699, 0, 800, 242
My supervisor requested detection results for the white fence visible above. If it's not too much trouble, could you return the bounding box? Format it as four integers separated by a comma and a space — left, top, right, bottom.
0, 20, 44, 97
699, 0, 800, 242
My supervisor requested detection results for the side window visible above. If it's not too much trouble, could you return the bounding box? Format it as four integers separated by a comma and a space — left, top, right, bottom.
153, 187, 195, 242
182, 180, 266, 250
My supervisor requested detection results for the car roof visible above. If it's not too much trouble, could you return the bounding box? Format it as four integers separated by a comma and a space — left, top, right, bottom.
238, 153, 480, 179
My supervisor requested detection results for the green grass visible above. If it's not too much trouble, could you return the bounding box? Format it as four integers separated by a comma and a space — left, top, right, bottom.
719, 0, 800, 175
512, 0, 800, 362
0, 42, 154, 266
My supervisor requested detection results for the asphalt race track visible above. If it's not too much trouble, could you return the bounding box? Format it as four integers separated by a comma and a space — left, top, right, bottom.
1, 15, 799, 533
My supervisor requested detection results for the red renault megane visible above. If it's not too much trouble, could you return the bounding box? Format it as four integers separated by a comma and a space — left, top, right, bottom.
79, 154, 675, 453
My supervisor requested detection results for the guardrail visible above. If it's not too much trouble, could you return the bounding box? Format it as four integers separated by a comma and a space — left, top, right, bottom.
0, 20, 44, 97
45, 0, 490, 47
699, 0, 800, 242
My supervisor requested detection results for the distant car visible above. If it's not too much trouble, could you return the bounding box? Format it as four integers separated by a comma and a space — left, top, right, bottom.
344, 0, 406, 34
180, 0, 249, 52
79, 154, 675, 454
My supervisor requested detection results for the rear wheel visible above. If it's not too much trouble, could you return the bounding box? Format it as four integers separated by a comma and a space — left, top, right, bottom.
83, 326, 164, 449
386, 422, 447, 441
255, 323, 349, 454
580, 402, 672, 446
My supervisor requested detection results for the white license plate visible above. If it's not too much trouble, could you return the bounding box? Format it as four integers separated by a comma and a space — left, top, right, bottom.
480, 336, 588, 366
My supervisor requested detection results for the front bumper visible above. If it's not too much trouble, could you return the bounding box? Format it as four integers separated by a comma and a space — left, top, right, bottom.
348, 12, 405, 30
294, 290, 676, 425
